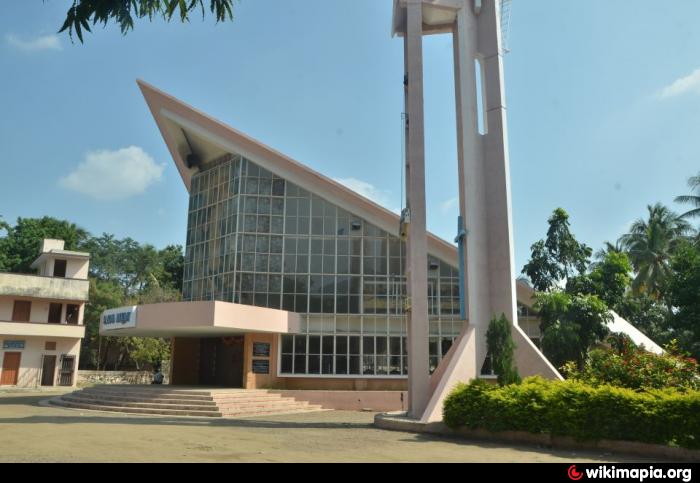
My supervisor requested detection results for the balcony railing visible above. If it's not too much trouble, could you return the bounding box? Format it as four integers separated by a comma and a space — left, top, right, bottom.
0, 272, 89, 302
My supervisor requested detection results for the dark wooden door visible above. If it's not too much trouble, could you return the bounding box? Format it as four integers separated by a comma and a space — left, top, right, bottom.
218, 337, 244, 388
11, 301, 31, 322
199, 338, 217, 386
41, 355, 56, 386
1, 352, 21, 385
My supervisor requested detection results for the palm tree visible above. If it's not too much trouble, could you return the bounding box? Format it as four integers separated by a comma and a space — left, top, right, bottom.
594, 240, 623, 263
619, 203, 693, 298
676, 172, 700, 221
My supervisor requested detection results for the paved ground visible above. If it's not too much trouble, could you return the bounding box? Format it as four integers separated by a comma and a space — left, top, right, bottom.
0, 391, 661, 463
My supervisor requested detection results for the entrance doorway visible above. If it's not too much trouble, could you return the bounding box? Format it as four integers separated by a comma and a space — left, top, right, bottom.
1, 352, 21, 386
41, 355, 56, 386
199, 336, 244, 387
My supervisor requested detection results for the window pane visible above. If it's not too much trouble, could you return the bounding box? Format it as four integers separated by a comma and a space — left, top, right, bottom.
349, 355, 360, 375
308, 355, 320, 374
349, 336, 360, 355
322, 336, 333, 355
389, 356, 401, 375
363, 336, 375, 355
376, 337, 387, 355
322, 355, 333, 374
335, 355, 348, 374
281, 335, 293, 353
336, 336, 347, 354
294, 336, 307, 354
362, 355, 375, 375
294, 355, 306, 374
308, 335, 321, 354
281, 354, 293, 373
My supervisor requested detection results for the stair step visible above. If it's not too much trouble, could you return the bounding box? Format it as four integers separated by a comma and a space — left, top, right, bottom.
61, 395, 218, 411
212, 395, 284, 403
223, 407, 325, 417
51, 387, 325, 418
85, 385, 214, 396
74, 392, 218, 406
50, 399, 223, 417
218, 399, 309, 409
80, 389, 214, 401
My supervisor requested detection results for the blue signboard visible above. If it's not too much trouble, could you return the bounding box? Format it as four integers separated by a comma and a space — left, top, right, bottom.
3, 340, 25, 350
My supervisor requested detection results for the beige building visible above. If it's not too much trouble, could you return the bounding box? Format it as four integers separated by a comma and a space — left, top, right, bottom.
0, 239, 89, 388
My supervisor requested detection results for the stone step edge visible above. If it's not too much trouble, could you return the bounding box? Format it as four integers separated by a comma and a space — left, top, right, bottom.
80, 390, 215, 401
60, 396, 221, 412
83, 386, 216, 396
73, 393, 218, 405
50, 399, 223, 417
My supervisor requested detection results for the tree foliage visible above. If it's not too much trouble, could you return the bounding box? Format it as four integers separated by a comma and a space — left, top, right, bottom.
619, 203, 693, 298
533, 291, 611, 370
0, 216, 89, 273
522, 208, 592, 291
0, 216, 183, 370
57, 0, 236, 42
676, 172, 700, 222
486, 314, 521, 386
665, 241, 700, 359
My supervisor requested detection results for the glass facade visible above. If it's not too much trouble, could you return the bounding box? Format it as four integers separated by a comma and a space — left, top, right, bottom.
183, 154, 462, 377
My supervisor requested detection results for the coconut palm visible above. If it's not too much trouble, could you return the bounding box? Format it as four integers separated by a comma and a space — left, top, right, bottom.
619, 203, 693, 298
594, 240, 624, 263
675, 172, 700, 221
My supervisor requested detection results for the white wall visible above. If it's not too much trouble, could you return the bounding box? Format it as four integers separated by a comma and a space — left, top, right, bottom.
0, 336, 81, 388
0, 296, 84, 325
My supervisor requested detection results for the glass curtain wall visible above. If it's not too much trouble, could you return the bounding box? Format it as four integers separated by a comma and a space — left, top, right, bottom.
183, 154, 462, 376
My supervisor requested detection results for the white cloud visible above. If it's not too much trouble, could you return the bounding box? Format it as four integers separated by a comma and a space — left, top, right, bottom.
60, 146, 164, 201
440, 196, 459, 214
5, 33, 62, 52
334, 177, 394, 208
659, 67, 700, 99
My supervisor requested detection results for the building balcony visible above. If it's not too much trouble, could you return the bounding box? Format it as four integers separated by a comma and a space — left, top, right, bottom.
0, 272, 89, 302
0, 320, 86, 339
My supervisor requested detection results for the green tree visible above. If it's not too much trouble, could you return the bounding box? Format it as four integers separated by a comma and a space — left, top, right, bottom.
588, 251, 633, 311
157, 245, 185, 292
522, 208, 592, 291
81, 279, 125, 369
0, 217, 89, 273
486, 314, 521, 386
665, 241, 700, 359
616, 293, 671, 345
594, 240, 624, 263
619, 203, 693, 298
81, 234, 171, 295
675, 172, 700, 222
58, 0, 236, 42
533, 291, 611, 369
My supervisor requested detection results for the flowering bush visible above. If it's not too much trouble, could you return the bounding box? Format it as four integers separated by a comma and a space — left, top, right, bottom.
561, 335, 699, 391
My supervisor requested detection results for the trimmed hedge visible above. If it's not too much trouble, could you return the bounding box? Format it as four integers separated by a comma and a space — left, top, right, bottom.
443, 377, 700, 449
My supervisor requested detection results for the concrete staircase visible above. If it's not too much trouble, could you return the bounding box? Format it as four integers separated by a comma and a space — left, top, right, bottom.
49, 385, 324, 418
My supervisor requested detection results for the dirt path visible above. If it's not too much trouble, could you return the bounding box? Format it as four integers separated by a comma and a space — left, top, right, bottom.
0, 391, 658, 463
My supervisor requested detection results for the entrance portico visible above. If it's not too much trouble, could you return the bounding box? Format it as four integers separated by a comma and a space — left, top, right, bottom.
100, 301, 300, 388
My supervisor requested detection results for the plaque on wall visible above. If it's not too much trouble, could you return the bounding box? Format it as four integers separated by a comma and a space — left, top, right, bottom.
252, 359, 270, 374
3, 340, 25, 350
252, 342, 271, 358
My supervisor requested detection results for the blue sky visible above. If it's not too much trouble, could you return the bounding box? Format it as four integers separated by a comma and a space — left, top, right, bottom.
0, 0, 698, 271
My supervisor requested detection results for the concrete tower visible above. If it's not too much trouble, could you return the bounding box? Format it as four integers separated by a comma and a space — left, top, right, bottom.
391, 0, 560, 421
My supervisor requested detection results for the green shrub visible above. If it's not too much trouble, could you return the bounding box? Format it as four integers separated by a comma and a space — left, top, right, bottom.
562, 335, 700, 391
486, 313, 521, 386
443, 376, 700, 449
